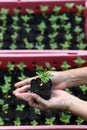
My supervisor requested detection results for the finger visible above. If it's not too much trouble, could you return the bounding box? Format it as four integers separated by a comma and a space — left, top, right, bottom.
29, 93, 48, 110
14, 78, 31, 87
14, 76, 38, 87
13, 85, 30, 95
13, 92, 31, 102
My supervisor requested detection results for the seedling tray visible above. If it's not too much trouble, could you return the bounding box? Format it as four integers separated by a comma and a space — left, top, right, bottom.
0, 51, 87, 129
0, 0, 87, 51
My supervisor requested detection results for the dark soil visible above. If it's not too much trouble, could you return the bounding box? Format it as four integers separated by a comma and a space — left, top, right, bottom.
30, 77, 52, 100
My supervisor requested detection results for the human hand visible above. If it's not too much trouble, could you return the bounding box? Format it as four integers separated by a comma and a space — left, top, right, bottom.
14, 71, 68, 90
13, 88, 74, 111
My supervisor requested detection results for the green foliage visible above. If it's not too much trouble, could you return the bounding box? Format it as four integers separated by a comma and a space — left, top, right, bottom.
30, 120, 38, 126
17, 62, 27, 71
7, 62, 15, 72
79, 85, 87, 94
76, 117, 84, 125
18, 72, 28, 81
16, 104, 25, 111
34, 108, 41, 115
0, 117, 4, 126
45, 117, 56, 125
61, 61, 71, 70
65, 2, 75, 11
74, 57, 86, 67
53, 6, 61, 14
36, 65, 53, 84
60, 112, 71, 124
14, 117, 21, 126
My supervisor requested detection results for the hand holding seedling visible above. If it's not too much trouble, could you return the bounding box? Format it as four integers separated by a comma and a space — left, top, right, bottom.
13, 67, 87, 120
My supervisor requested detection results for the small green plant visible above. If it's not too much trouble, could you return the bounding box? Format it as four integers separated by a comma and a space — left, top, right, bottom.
76, 5, 84, 15
45, 117, 56, 125
34, 108, 41, 115
21, 15, 31, 26
75, 15, 82, 24
48, 15, 58, 25
37, 21, 46, 35
50, 42, 58, 50
9, 43, 17, 50
7, 62, 15, 72
18, 72, 28, 81
79, 85, 87, 94
65, 2, 75, 12
59, 13, 69, 23
2, 104, 9, 114
0, 117, 4, 126
16, 104, 25, 111
23, 38, 33, 49
40, 5, 49, 16
53, 6, 61, 14
60, 61, 71, 70
45, 62, 56, 71
48, 32, 58, 43
26, 8, 34, 15
30, 120, 38, 126
36, 35, 44, 45
77, 42, 87, 50
60, 112, 71, 124
51, 23, 60, 32
36, 65, 53, 84
60, 41, 70, 50
13, 8, 20, 15
76, 117, 84, 125
16, 62, 27, 71
14, 117, 21, 126
74, 56, 86, 67
74, 26, 82, 35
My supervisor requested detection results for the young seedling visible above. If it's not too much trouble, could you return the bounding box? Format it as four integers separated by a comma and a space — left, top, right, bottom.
16, 104, 25, 111
36, 35, 44, 45
50, 42, 58, 50
79, 85, 87, 94
48, 32, 58, 43
40, 5, 49, 16
16, 62, 27, 71
75, 15, 82, 24
0, 117, 4, 126
45, 62, 56, 71
60, 41, 70, 50
37, 44, 45, 50
30, 65, 53, 99
76, 117, 84, 125
7, 62, 15, 73
51, 23, 60, 32
65, 2, 75, 12
74, 26, 82, 35
12, 15, 19, 24
60, 112, 71, 124
18, 72, 28, 81
48, 15, 58, 25
37, 21, 46, 35
59, 13, 69, 23
34, 108, 41, 115
53, 6, 61, 15
30, 120, 38, 126
45, 117, 56, 125
2, 104, 9, 114
13, 8, 20, 15
74, 56, 86, 67
26, 8, 34, 16
14, 117, 21, 126
77, 42, 87, 50
23, 38, 33, 49
21, 15, 31, 26
76, 5, 85, 15
60, 61, 71, 71
9, 43, 17, 50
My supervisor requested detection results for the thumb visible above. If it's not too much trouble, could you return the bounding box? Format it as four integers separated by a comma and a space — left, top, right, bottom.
29, 93, 48, 110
